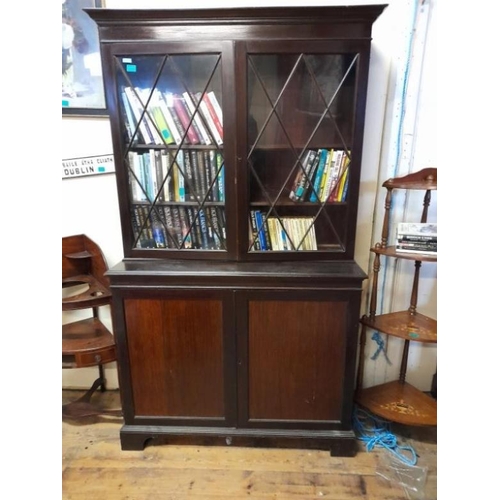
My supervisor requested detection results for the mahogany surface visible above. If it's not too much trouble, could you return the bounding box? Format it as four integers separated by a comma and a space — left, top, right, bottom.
89, 5, 386, 452
356, 380, 437, 426
355, 168, 437, 426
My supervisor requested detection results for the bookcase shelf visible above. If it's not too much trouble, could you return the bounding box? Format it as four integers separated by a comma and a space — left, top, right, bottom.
355, 168, 437, 426
89, 4, 386, 453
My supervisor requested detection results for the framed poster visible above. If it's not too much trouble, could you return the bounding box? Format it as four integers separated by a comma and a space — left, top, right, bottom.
62, 0, 107, 116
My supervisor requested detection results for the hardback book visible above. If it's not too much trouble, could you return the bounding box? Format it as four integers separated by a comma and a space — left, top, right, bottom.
162, 92, 185, 144
172, 94, 201, 145
128, 151, 146, 202
178, 207, 193, 249
150, 90, 175, 145
121, 88, 142, 143
136, 88, 164, 145
207, 91, 223, 127
309, 148, 328, 202
249, 210, 262, 250
182, 91, 212, 145
396, 222, 437, 255
328, 151, 348, 202
290, 150, 318, 201
397, 222, 437, 238
186, 207, 201, 249
196, 91, 223, 145
123, 86, 155, 145
216, 153, 225, 202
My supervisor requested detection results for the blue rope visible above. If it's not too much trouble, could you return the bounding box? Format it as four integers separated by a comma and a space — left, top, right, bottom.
352, 405, 418, 466
370, 331, 392, 364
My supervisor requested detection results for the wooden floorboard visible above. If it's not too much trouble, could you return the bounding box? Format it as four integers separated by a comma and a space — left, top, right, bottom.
62, 390, 437, 500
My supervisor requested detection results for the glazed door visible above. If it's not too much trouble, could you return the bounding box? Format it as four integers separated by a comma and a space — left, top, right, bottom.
236, 40, 371, 261
103, 41, 237, 260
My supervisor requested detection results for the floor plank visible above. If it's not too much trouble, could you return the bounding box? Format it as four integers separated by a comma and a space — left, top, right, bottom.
62, 390, 437, 500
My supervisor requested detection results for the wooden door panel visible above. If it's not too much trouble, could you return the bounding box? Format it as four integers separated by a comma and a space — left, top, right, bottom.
247, 300, 347, 422
125, 298, 224, 418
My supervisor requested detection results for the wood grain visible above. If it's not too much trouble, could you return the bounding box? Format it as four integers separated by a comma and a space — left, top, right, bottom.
62, 389, 437, 500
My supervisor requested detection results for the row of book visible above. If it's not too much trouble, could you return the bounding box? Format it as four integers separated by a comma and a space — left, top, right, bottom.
132, 204, 226, 250
121, 86, 223, 146
289, 148, 350, 203
128, 149, 225, 203
249, 210, 317, 251
395, 222, 437, 255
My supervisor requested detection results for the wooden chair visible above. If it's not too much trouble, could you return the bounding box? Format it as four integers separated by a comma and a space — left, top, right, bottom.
62, 234, 122, 419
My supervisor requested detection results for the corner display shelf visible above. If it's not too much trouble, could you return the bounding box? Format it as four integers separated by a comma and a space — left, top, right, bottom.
355, 168, 437, 426
88, 5, 387, 454
62, 234, 121, 419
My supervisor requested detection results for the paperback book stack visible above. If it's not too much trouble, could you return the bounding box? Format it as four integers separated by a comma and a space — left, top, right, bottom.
396, 222, 437, 256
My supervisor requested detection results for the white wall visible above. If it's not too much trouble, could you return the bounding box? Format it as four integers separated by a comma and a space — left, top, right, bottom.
62, 0, 437, 391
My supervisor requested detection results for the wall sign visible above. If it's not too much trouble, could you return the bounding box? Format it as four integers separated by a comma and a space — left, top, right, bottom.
62, 154, 115, 179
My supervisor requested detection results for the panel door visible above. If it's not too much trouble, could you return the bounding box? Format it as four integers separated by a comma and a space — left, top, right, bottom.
235, 290, 360, 430
116, 289, 236, 426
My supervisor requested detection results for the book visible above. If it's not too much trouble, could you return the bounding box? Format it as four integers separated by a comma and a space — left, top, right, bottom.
136, 88, 164, 145
396, 222, 437, 255
189, 208, 203, 249
123, 86, 155, 145
198, 208, 210, 249
121, 87, 142, 143
398, 234, 437, 243
161, 206, 174, 248
173, 151, 186, 202
249, 210, 261, 250
150, 90, 175, 145
196, 150, 208, 201
190, 150, 202, 202
203, 150, 213, 201
209, 206, 224, 250
333, 162, 349, 202
216, 153, 225, 202
196, 91, 223, 145
162, 92, 185, 144
128, 151, 146, 202
182, 91, 212, 145
325, 150, 345, 202
160, 150, 174, 202
172, 94, 201, 144
178, 207, 193, 249
397, 222, 437, 238
318, 149, 333, 201
182, 150, 195, 201
289, 150, 317, 201
185, 207, 199, 249
254, 210, 268, 250
207, 91, 223, 129
309, 148, 328, 202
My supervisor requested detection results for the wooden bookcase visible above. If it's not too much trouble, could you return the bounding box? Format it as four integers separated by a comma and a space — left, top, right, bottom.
88, 5, 387, 454
355, 168, 437, 426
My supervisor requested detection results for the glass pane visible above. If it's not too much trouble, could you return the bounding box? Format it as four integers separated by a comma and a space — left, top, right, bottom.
115, 53, 226, 252
247, 52, 356, 253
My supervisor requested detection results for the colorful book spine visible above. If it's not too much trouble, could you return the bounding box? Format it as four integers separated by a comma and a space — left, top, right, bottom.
309, 148, 328, 202
123, 86, 154, 145
173, 94, 201, 145
207, 91, 223, 130
182, 91, 212, 145
197, 92, 223, 145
